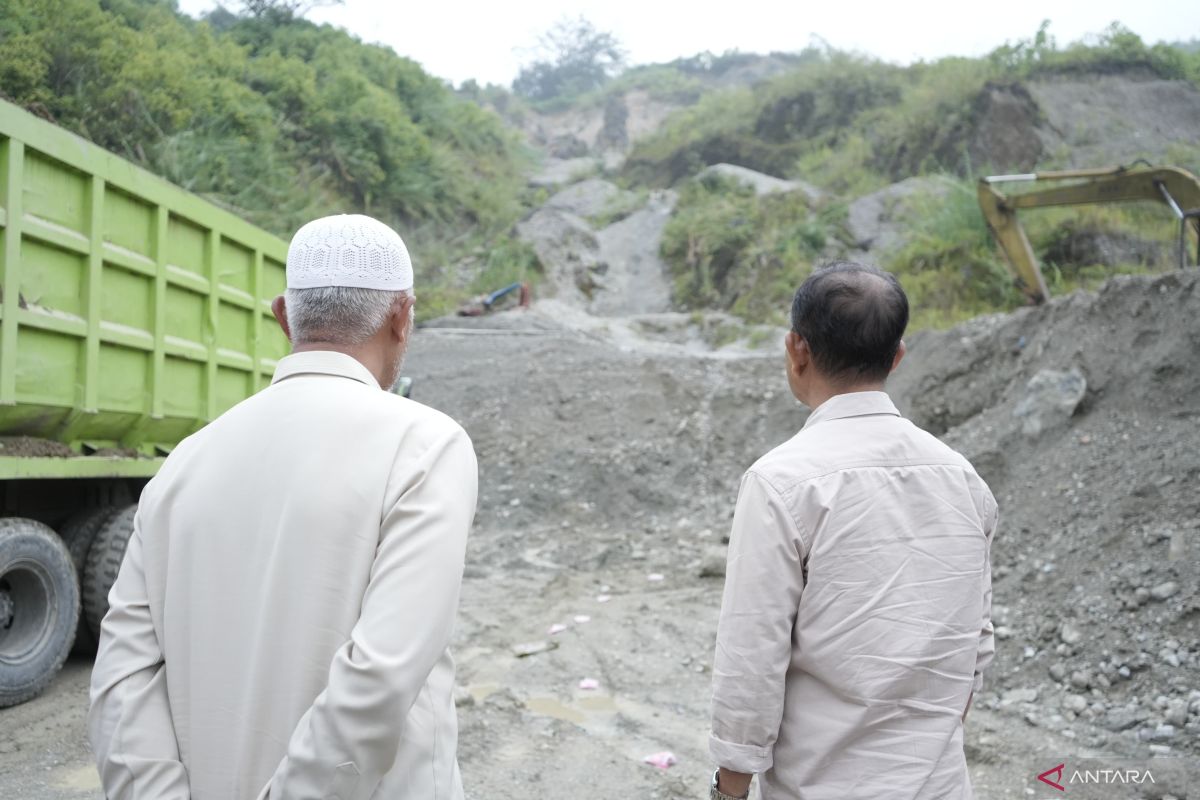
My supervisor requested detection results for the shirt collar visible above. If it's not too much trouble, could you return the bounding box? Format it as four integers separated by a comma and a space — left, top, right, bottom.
270, 350, 380, 388
802, 390, 901, 430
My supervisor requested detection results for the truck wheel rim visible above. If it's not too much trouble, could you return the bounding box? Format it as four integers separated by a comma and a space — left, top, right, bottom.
0, 560, 55, 665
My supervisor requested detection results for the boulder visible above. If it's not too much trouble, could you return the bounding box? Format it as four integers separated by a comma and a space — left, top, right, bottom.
847, 176, 953, 254
516, 207, 605, 303
697, 163, 822, 201
1013, 368, 1087, 438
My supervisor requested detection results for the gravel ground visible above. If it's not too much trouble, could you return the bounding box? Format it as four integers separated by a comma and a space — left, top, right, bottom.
2, 272, 1197, 799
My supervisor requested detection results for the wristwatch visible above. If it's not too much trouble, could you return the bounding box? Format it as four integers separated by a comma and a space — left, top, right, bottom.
710, 769, 749, 800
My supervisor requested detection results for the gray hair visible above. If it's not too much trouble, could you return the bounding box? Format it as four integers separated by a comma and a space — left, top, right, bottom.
285, 286, 411, 346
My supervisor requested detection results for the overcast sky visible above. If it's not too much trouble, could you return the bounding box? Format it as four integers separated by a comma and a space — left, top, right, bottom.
177, 0, 1197, 87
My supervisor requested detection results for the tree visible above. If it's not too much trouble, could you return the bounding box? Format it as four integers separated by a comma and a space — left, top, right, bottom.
239, 0, 342, 24
513, 16, 626, 102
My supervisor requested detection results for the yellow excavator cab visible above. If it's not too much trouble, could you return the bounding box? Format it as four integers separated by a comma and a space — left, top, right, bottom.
977, 165, 1200, 303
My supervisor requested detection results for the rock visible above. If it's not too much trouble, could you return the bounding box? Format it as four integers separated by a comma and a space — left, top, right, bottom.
1145, 724, 1177, 741
696, 163, 822, 201
1161, 650, 1181, 668
1069, 670, 1092, 690
512, 640, 560, 658
592, 190, 677, 316
1064, 694, 1089, 713
1049, 663, 1067, 682
1102, 707, 1147, 732
698, 546, 727, 578
847, 176, 953, 254
454, 686, 475, 707
1165, 699, 1189, 726
516, 207, 604, 303
1149, 581, 1179, 601
1060, 623, 1084, 645
1013, 368, 1087, 437
994, 625, 1013, 640
1002, 687, 1039, 704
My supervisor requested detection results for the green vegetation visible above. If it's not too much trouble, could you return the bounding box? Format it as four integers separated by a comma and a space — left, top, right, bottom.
639, 25, 1200, 330
0, 0, 531, 319
627, 25, 1200, 192
1, 6, 1193, 329
661, 173, 843, 326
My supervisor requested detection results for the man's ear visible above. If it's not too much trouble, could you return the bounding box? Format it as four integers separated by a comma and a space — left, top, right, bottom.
390, 292, 415, 342
786, 330, 809, 375
271, 295, 291, 342
890, 339, 907, 373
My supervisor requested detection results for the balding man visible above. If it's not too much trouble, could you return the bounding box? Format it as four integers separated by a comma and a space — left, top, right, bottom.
89, 215, 477, 800
709, 262, 996, 800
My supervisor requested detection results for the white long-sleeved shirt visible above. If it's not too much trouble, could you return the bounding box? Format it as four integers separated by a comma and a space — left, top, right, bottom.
89, 350, 477, 800
711, 391, 996, 800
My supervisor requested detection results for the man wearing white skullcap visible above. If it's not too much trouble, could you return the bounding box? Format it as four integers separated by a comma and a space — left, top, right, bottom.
89, 214, 478, 800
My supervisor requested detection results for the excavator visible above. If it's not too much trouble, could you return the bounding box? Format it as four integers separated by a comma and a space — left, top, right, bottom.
977, 164, 1200, 303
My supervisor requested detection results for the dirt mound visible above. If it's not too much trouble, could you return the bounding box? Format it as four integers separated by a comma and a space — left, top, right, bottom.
892, 270, 1200, 755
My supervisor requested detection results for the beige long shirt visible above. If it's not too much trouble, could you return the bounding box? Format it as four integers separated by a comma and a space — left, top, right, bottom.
89, 351, 478, 800
710, 391, 996, 800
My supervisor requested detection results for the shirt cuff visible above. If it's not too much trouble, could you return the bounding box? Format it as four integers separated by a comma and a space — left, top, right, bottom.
709, 732, 773, 775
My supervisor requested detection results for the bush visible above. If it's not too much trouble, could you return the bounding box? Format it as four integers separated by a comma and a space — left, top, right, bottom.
0, 0, 527, 238
661, 174, 835, 324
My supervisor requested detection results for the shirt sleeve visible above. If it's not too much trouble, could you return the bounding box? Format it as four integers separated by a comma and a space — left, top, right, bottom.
710, 470, 806, 775
972, 496, 999, 694
259, 426, 477, 800
88, 503, 190, 800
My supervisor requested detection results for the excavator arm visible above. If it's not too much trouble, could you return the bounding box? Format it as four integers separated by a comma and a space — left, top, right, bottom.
977, 166, 1200, 303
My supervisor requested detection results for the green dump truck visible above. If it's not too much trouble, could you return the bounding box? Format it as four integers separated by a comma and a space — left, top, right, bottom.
0, 99, 290, 707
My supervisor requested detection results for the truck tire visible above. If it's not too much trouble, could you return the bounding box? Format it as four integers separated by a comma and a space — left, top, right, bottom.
0, 517, 80, 708
83, 504, 136, 639
59, 507, 117, 654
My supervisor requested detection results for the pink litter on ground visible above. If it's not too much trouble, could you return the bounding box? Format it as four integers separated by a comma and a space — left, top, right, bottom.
574, 615, 591, 624
578, 678, 600, 690
596, 594, 611, 603
647, 573, 665, 582
548, 623, 569, 635
643, 751, 677, 769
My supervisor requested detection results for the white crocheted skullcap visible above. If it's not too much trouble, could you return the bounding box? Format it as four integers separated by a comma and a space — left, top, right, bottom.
286, 214, 413, 291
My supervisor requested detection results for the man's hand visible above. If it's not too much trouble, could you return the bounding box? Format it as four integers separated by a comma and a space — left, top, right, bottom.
717, 768, 752, 799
